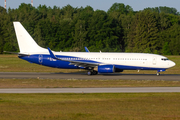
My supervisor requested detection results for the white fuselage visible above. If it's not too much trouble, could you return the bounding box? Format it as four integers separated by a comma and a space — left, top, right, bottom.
34, 51, 175, 70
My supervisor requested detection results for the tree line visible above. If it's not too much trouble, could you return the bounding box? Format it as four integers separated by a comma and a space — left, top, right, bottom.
0, 3, 180, 55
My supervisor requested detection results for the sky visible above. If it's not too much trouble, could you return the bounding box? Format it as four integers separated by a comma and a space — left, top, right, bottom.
1, 0, 180, 12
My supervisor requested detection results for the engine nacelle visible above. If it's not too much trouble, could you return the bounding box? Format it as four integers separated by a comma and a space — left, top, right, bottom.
98, 65, 115, 73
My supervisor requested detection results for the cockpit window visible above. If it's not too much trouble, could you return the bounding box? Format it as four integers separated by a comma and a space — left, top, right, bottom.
161, 58, 169, 61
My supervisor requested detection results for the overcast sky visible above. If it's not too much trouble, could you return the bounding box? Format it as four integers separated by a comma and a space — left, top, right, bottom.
1, 0, 180, 12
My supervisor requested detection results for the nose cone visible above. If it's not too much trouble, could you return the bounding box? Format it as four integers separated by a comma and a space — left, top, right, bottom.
169, 61, 176, 68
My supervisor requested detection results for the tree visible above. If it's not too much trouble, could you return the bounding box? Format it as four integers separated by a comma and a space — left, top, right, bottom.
163, 24, 180, 55
127, 10, 159, 53
0, 6, 7, 53
73, 20, 87, 51
107, 3, 133, 15
162, 42, 171, 55
144, 6, 179, 15
0, 3, 180, 54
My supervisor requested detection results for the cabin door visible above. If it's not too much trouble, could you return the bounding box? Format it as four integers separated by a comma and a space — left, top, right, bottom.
152, 56, 157, 65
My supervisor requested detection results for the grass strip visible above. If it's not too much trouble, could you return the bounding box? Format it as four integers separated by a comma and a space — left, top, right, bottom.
0, 93, 180, 120
1, 79, 180, 88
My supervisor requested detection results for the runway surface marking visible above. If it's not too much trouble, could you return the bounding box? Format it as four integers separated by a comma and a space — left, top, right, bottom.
0, 72, 180, 81
1, 87, 180, 93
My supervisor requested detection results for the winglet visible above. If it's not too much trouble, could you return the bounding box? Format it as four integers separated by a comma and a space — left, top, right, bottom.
85, 47, 90, 52
47, 47, 57, 59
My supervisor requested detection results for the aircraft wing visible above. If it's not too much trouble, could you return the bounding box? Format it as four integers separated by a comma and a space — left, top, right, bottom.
68, 60, 98, 68
48, 48, 99, 68
85, 47, 90, 52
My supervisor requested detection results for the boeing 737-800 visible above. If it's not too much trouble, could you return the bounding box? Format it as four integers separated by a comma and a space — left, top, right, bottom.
13, 22, 176, 75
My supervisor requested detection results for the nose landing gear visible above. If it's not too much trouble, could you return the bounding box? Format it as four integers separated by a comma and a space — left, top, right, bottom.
157, 69, 166, 76
156, 72, 160, 76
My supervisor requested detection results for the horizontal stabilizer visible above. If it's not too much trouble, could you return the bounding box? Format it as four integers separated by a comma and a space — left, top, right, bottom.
3, 51, 19, 54
3, 51, 29, 57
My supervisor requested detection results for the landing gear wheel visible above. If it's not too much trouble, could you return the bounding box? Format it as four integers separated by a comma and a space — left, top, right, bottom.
87, 71, 92, 75
92, 70, 98, 75
157, 72, 160, 76
87, 70, 98, 75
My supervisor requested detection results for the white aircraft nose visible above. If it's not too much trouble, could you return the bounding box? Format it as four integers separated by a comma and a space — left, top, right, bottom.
169, 61, 176, 68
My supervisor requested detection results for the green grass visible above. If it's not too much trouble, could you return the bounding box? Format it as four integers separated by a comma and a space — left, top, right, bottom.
0, 93, 180, 120
0, 55, 179, 74
1, 79, 180, 88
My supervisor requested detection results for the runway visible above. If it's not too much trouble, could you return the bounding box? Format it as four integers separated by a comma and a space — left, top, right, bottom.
1, 72, 180, 93
0, 72, 180, 81
1, 87, 180, 93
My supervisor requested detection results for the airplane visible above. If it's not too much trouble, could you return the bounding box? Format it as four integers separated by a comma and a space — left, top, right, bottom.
13, 22, 176, 76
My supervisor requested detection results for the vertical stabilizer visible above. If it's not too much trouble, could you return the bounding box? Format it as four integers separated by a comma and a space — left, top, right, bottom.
13, 22, 47, 54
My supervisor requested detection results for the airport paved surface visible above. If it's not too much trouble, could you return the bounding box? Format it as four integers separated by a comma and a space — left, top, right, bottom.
1, 87, 180, 93
0, 72, 180, 81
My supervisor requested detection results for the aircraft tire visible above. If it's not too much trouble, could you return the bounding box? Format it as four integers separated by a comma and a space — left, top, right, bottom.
157, 72, 160, 76
92, 71, 98, 75
87, 71, 92, 75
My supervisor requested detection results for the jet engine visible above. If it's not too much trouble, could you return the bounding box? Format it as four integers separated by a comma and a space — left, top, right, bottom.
97, 65, 124, 73
98, 65, 115, 73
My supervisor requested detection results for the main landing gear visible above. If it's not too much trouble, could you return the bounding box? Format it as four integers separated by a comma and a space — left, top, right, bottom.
87, 70, 98, 75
